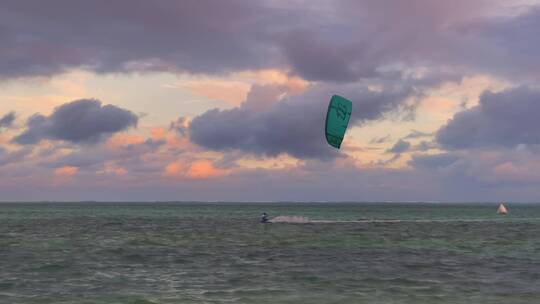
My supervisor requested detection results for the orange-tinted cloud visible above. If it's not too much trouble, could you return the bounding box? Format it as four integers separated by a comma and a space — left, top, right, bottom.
106, 133, 146, 149
164, 161, 186, 177
150, 127, 168, 141
54, 166, 78, 176
186, 160, 227, 179
164, 159, 228, 180
494, 162, 516, 174
150, 126, 191, 149
248, 69, 309, 93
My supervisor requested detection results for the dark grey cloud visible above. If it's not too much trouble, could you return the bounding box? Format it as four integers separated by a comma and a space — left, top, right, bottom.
405, 147, 540, 201
280, 31, 377, 82
414, 141, 437, 152
13, 99, 138, 145
409, 153, 460, 170
189, 84, 414, 160
387, 139, 411, 154
437, 86, 540, 150
0, 112, 15, 130
278, 1, 540, 83
0, 0, 280, 79
0, 0, 538, 84
465, 7, 540, 81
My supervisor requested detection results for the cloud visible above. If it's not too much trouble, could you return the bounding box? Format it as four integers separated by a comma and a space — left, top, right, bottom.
164, 155, 231, 180
50, 138, 164, 169
0, 112, 16, 130
3, 136, 540, 202
436, 86, 540, 149
466, 6, 540, 80
54, 166, 78, 177
413, 140, 438, 152
387, 139, 411, 154
370, 135, 391, 144
189, 83, 413, 160
279, 31, 377, 82
0, 0, 281, 79
404, 147, 540, 201
1, 0, 538, 85
409, 153, 460, 170
169, 117, 190, 137
404, 130, 433, 139
4, 1, 540, 202
0, 147, 32, 167
13, 99, 138, 145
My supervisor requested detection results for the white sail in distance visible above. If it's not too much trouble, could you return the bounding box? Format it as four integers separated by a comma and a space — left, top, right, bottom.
497, 203, 508, 215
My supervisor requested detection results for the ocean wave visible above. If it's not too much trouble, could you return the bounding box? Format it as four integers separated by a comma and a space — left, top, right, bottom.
269, 218, 521, 224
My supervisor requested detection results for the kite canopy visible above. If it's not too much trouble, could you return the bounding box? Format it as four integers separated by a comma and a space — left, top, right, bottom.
325, 95, 352, 149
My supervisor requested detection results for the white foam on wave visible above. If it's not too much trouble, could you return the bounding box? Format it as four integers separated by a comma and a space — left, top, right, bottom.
270, 216, 311, 223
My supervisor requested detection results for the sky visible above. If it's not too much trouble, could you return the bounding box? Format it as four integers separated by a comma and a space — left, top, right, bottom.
1, 0, 540, 202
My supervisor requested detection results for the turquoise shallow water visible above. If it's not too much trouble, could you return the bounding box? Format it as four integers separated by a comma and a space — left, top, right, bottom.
1, 202, 539, 304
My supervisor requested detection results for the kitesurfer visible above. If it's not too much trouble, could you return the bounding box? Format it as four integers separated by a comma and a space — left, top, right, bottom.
260, 212, 269, 223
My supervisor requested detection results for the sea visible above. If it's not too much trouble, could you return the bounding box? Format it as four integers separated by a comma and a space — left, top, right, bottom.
1, 202, 539, 304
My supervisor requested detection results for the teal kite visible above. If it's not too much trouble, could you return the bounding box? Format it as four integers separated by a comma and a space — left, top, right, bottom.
325, 95, 352, 149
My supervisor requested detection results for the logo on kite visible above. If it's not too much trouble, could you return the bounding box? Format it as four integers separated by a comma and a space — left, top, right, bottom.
325, 95, 352, 149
